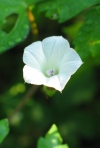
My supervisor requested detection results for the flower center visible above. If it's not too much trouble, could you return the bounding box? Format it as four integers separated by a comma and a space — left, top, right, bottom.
46, 69, 55, 77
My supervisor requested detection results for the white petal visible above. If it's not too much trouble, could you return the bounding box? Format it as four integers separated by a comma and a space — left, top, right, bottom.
58, 74, 71, 91
23, 41, 46, 69
23, 37, 83, 92
23, 65, 46, 85
59, 48, 83, 75
44, 75, 62, 91
23, 65, 69, 91
44, 74, 71, 92
42, 36, 70, 66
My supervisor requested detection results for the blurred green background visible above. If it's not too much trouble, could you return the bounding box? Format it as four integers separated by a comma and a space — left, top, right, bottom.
0, 3, 100, 148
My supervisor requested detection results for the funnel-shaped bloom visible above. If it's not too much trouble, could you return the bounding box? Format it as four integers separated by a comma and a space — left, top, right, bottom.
23, 36, 83, 91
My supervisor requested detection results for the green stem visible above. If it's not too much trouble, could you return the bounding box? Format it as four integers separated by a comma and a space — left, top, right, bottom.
8, 85, 39, 122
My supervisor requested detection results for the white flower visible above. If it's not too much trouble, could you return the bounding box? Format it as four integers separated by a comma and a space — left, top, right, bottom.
23, 36, 83, 92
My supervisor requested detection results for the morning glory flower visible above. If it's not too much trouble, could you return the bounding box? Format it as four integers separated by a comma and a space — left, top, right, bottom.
23, 36, 83, 92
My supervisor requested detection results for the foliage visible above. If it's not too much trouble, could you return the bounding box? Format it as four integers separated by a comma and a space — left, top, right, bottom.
0, 0, 100, 148
37, 124, 69, 148
0, 0, 30, 53
0, 119, 9, 144
36, 0, 100, 22
74, 6, 100, 60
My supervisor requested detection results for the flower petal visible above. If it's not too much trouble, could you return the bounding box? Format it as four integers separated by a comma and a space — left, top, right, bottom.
59, 48, 83, 75
58, 73, 71, 91
23, 36, 83, 92
43, 73, 71, 91
23, 65, 46, 85
23, 65, 70, 91
42, 36, 70, 66
44, 75, 62, 91
23, 41, 46, 69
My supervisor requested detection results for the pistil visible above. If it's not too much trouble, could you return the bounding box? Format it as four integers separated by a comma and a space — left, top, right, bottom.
46, 69, 55, 77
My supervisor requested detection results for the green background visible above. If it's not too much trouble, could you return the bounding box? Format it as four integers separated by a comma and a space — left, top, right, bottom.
0, 0, 100, 148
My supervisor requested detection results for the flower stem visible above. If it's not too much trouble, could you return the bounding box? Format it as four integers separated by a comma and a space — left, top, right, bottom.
8, 85, 39, 122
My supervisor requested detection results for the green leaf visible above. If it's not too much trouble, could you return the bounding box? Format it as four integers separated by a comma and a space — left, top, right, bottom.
37, 0, 100, 23
24, 0, 42, 5
42, 86, 56, 97
62, 21, 83, 39
37, 124, 69, 148
38, 137, 52, 148
0, 119, 9, 144
74, 6, 100, 60
45, 124, 63, 145
0, 0, 30, 53
55, 145, 69, 148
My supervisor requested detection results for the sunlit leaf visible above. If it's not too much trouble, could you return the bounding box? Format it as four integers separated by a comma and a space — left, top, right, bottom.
37, 124, 69, 148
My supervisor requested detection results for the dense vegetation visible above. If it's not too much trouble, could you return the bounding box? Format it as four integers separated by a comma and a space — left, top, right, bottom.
0, 0, 100, 148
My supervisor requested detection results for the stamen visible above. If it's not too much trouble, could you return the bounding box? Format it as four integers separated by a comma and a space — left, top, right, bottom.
46, 69, 55, 76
